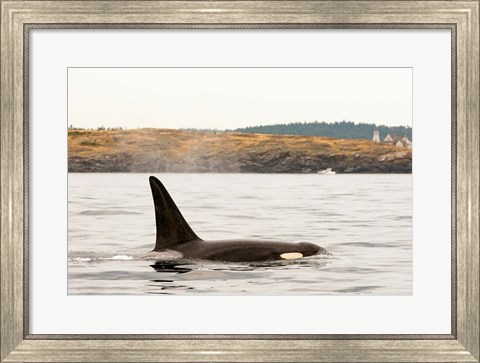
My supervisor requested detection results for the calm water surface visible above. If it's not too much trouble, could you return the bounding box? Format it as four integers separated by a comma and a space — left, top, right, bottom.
68, 173, 412, 295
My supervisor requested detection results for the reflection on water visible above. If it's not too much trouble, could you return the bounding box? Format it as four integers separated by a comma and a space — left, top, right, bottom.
150, 262, 193, 274
68, 173, 412, 295
145, 256, 332, 294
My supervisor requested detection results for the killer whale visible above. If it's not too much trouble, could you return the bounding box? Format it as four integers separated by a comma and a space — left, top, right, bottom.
146, 176, 328, 262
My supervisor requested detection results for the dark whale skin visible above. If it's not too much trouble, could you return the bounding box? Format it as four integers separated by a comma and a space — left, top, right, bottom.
148, 176, 328, 262
173, 239, 326, 263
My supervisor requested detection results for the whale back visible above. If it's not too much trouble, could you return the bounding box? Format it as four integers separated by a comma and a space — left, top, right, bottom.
149, 176, 200, 250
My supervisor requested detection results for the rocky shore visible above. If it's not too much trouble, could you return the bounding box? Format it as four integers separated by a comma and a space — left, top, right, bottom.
68, 128, 412, 174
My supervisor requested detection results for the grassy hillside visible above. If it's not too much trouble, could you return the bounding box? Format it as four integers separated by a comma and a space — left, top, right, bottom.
68, 128, 412, 173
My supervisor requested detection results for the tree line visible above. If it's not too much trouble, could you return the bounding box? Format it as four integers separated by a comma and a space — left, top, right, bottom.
234, 121, 412, 141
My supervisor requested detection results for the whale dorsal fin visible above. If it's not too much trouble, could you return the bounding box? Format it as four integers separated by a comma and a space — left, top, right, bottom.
149, 176, 200, 250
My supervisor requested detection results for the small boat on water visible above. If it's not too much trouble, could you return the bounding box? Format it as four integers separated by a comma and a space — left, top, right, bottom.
318, 168, 336, 175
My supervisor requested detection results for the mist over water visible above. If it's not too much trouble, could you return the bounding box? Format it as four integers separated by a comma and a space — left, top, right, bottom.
68, 173, 412, 295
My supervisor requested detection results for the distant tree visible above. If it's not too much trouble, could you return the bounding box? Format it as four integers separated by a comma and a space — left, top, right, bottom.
233, 121, 412, 141
68, 125, 85, 131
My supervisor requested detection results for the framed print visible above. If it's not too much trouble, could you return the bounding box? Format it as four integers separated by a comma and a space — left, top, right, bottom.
66, 66, 414, 297
1, 1, 479, 362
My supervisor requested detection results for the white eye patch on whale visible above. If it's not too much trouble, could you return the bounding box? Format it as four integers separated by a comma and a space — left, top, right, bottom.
145, 176, 328, 263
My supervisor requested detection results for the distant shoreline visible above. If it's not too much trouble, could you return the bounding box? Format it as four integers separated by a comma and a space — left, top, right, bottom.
68, 128, 412, 174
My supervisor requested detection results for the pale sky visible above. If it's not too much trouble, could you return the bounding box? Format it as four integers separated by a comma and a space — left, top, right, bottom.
68, 68, 412, 129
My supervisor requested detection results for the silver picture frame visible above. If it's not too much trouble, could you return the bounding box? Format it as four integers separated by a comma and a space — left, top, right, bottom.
1, 1, 478, 362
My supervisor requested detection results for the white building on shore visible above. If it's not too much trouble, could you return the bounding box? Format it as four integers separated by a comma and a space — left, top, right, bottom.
373, 130, 412, 148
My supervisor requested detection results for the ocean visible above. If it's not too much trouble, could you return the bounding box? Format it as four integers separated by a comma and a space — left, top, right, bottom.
68, 173, 412, 295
